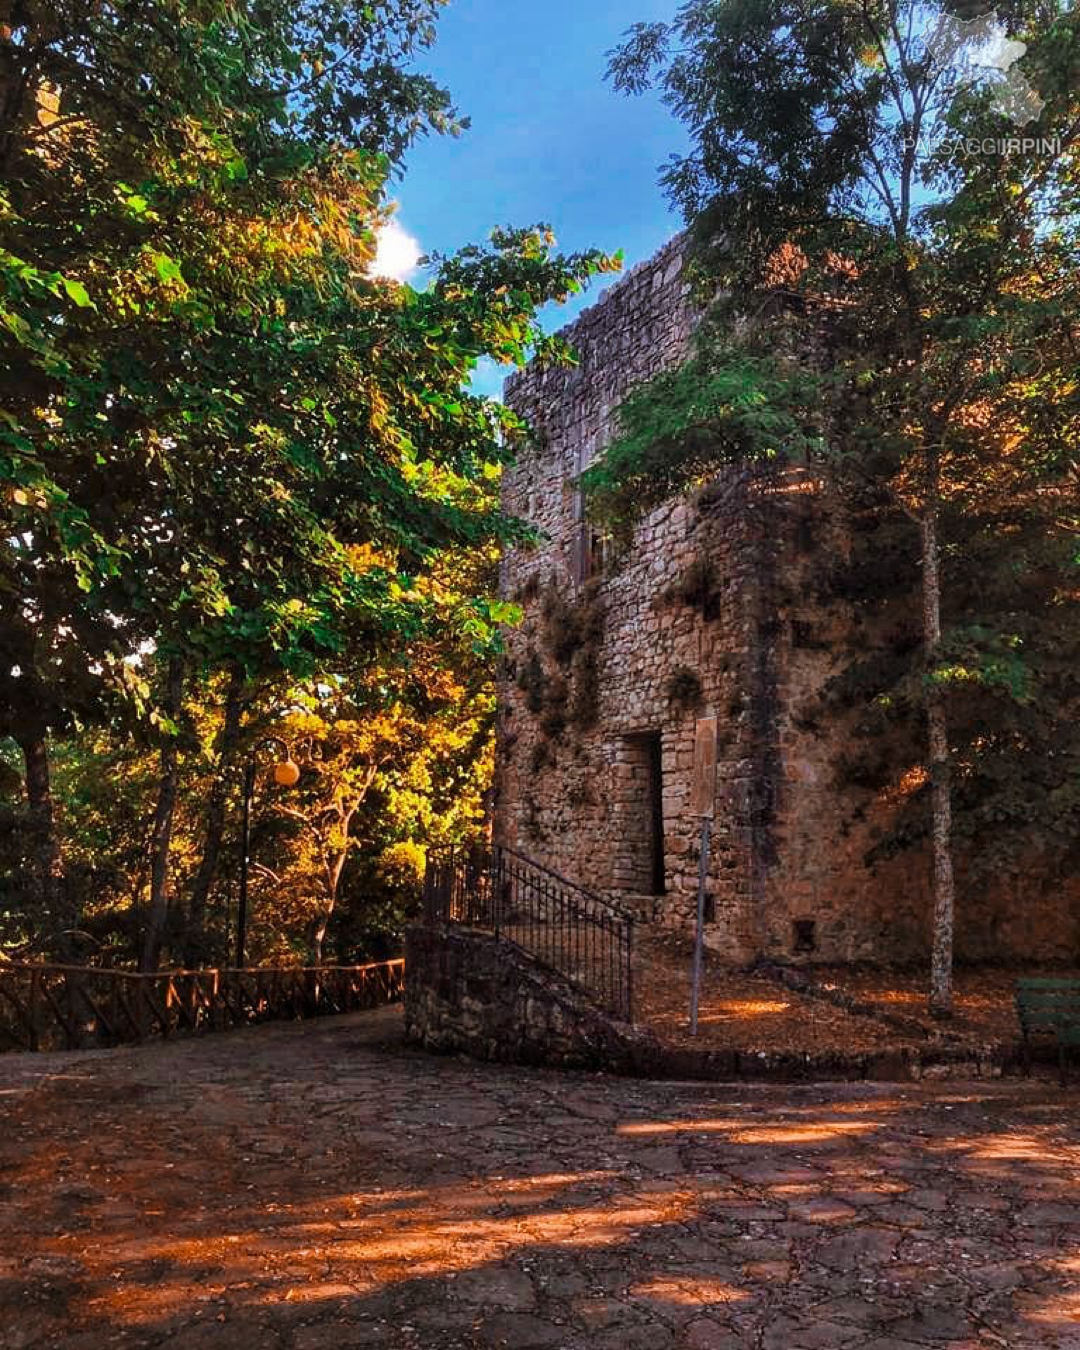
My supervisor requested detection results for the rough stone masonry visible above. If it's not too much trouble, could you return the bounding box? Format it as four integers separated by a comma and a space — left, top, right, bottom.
494, 236, 1078, 966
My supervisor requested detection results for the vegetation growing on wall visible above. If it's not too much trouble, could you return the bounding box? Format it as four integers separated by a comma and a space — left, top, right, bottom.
661, 555, 724, 621
665, 665, 704, 713
514, 579, 606, 744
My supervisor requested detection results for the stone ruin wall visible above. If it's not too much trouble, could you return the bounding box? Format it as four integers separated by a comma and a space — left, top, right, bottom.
495, 239, 753, 944
494, 238, 1080, 966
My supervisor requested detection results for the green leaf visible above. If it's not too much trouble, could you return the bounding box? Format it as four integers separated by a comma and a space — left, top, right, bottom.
149, 252, 184, 284
62, 277, 93, 308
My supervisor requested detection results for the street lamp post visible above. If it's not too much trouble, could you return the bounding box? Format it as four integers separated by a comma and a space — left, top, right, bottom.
236, 736, 300, 969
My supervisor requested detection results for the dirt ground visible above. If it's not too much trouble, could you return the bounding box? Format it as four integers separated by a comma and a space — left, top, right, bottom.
632, 935, 918, 1054
807, 965, 1080, 1042
632, 935, 1071, 1056
2, 1005, 1080, 1349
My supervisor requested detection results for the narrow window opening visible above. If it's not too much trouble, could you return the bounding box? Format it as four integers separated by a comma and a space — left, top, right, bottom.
644, 732, 666, 896
792, 918, 817, 954
613, 732, 666, 897
573, 522, 605, 585
792, 619, 817, 649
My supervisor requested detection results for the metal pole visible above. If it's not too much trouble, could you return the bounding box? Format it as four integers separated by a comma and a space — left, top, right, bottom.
492, 844, 501, 937
236, 755, 256, 969
689, 815, 712, 1036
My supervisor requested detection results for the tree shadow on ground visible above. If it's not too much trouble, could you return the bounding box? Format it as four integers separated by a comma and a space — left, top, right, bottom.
0, 1009, 1078, 1349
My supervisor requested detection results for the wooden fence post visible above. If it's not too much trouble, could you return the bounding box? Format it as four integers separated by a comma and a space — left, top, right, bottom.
1, 959, 405, 1056
29, 967, 40, 1053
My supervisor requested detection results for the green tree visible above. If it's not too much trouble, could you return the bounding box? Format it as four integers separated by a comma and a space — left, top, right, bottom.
1, 1, 616, 961
587, 0, 1080, 1011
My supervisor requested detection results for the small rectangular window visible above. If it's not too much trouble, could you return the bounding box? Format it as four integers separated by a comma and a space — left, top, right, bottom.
573, 522, 603, 585
792, 918, 817, 954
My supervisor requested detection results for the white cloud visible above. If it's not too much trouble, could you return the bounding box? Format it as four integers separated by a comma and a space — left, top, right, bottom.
371, 218, 423, 283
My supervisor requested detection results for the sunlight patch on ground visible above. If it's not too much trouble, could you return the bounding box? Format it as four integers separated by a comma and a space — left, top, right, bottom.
71, 1178, 701, 1327
618, 1117, 880, 1144
630, 1275, 749, 1306
702, 999, 793, 1019
969, 1133, 1070, 1162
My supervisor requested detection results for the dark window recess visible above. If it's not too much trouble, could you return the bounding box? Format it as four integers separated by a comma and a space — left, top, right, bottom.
573, 522, 604, 584
792, 620, 817, 649
573, 523, 589, 584
645, 732, 666, 896
792, 918, 817, 954
703, 893, 716, 924
590, 529, 605, 577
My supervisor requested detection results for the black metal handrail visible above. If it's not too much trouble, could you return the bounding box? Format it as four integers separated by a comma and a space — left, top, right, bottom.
423, 844, 634, 1022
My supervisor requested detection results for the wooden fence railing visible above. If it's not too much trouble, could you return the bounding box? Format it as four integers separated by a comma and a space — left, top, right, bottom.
0, 959, 404, 1053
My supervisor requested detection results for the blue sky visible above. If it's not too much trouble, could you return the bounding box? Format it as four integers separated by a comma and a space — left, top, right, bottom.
377, 0, 688, 397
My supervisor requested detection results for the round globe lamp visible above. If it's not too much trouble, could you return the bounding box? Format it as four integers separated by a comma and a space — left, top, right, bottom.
273, 758, 300, 787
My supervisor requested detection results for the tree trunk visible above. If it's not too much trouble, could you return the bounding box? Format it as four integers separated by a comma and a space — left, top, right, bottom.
185, 666, 245, 965
307, 910, 330, 966
307, 861, 341, 966
306, 807, 360, 965
921, 496, 956, 1018
17, 730, 68, 955
140, 658, 184, 973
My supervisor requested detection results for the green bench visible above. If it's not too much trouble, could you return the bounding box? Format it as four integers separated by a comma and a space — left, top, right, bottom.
1015, 978, 1080, 1085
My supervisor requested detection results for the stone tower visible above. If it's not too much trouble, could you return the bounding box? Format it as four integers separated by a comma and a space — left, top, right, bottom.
494, 238, 1077, 965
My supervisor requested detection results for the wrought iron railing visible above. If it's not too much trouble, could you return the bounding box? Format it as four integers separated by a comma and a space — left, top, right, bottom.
423, 844, 634, 1022
0, 959, 404, 1053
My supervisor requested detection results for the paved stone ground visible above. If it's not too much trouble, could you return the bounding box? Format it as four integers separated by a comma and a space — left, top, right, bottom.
1, 1007, 1079, 1350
